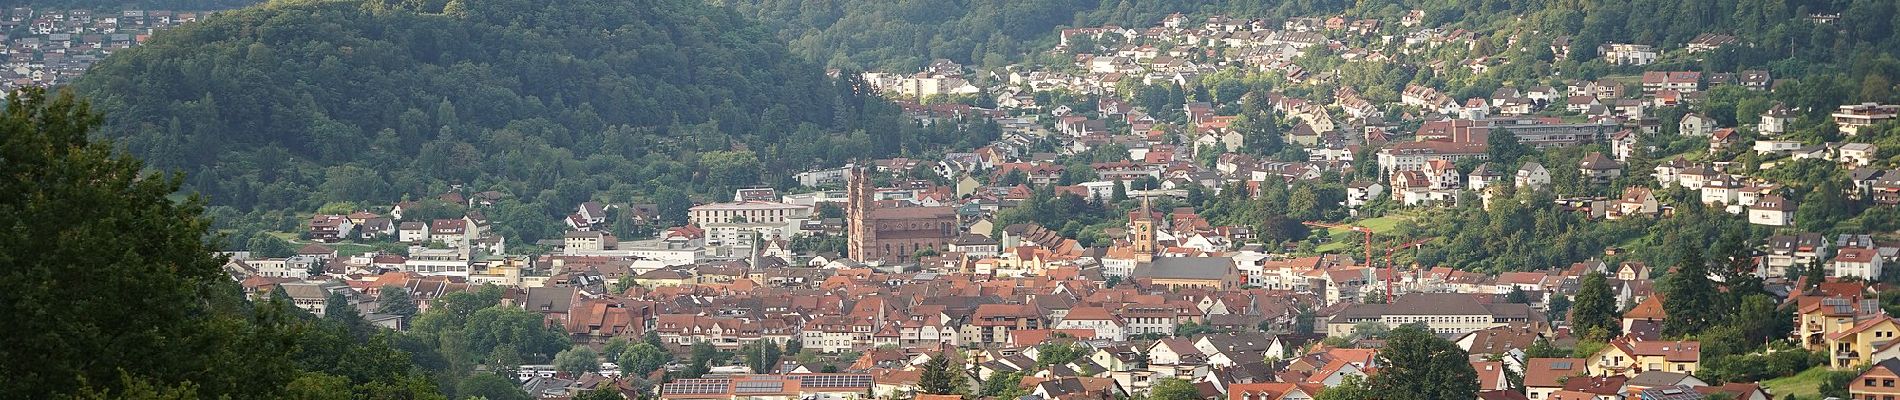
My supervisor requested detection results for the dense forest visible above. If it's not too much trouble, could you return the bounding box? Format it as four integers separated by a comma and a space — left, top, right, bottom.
74, 0, 998, 244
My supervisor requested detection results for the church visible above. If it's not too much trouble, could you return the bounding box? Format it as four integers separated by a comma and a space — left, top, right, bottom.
846, 166, 960, 264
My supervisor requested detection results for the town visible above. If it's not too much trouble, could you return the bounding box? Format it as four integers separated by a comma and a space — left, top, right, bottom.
0, 7, 206, 90
190, 6, 1900, 400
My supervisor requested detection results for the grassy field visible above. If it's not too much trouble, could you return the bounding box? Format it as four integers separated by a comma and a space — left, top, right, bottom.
1762, 366, 1832, 400
1314, 215, 1411, 253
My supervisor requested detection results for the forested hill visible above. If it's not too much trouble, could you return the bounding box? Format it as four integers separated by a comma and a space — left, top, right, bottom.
75, 0, 986, 234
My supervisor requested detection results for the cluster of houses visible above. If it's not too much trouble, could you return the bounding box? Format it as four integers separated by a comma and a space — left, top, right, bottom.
0, 7, 204, 90
190, 6, 1900, 400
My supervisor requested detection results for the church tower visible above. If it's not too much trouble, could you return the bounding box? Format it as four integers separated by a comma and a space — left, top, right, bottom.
1132, 195, 1155, 263
846, 165, 877, 261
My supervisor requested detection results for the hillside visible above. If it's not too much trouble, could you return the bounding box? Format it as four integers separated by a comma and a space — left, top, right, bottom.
76, 0, 989, 242
724, 0, 1900, 75
714, 0, 1363, 71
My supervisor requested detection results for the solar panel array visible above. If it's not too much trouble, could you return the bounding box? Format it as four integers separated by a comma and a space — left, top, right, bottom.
663, 381, 731, 395
795, 374, 872, 389
734, 380, 787, 394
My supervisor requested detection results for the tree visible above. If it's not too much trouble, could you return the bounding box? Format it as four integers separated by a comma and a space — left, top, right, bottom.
573, 388, 624, 400
742, 341, 783, 374
979, 371, 1028, 399
1314, 375, 1372, 400
1350, 321, 1391, 340
456, 373, 531, 400
555, 346, 601, 376
1662, 245, 1720, 336
378, 286, 418, 318
1571, 272, 1621, 340
1365, 325, 1479, 400
324, 292, 360, 325
918, 354, 967, 395
1505, 287, 1531, 304
619, 343, 670, 377
1150, 378, 1200, 400
1035, 341, 1086, 368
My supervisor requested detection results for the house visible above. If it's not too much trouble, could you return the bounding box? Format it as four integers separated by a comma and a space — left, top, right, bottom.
1599, 43, 1657, 65
1822, 315, 1900, 368
1641, 71, 1700, 93
1612, 187, 1660, 219
1516, 162, 1551, 189
1578, 153, 1623, 184
307, 214, 354, 243
1841, 143, 1878, 167
1849, 358, 1900, 400
1760, 103, 1795, 136
429, 219, 468, 245
1677, 114, 1712, 137
1525, 358, 1588, 400
1832, 247, 1885, 280
1585, 339, 1701, 376
1833, 103, 1898, 136
398, 221, 427, 243
1747, 195, 1794, 227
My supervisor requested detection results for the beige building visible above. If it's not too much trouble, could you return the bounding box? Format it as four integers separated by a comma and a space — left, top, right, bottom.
1326, 293, 1544, 337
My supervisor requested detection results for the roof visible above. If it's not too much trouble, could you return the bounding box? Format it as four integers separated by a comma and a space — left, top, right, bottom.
1135, 256, 1235, 281
1523, 358, 1586, 388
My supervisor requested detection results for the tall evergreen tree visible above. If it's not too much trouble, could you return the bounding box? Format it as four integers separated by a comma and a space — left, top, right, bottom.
1571, 272, 1621, 341
1663, 245, 1720, 336
918, 354, 967, 395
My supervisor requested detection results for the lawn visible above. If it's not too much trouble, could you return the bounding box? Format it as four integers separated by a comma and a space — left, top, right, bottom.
1761, 366, 1833, 400
1313, 215, 1412, 253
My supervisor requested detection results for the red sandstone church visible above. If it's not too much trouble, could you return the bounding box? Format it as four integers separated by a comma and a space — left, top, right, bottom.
845, 167, 960, 264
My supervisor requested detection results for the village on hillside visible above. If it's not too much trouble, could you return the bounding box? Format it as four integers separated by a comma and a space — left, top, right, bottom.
207, 8, 1900, 400
0, 7, 208, 90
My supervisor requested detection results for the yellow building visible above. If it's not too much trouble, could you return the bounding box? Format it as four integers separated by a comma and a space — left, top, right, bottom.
1796, 296, 1882, 352
1586, 339, 1700, 376
1824, 316, 1900, 368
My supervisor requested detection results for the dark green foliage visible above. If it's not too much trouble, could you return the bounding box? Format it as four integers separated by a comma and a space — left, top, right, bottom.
918, 354, 967, 395
457, 372, 531, 400
1661, 245, 1721, 337
554, 346, 600, 376
620, 342, 672, 378
1366, 325, 1479, 400
979, 371, 1028, 400
574, 388, 627, 400
0, 87, 443, 399
1034, 340, 1086, 368
1570, 272, 1621, 341
1149, 377, 1200, 400
378, 286, 419, 318
76, 0, 994, 246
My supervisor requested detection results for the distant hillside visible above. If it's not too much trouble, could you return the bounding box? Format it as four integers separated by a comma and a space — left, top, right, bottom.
721, 0, 1900, 73
76, 0, 991, 242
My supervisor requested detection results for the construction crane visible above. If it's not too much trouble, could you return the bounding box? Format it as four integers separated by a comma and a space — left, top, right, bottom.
1375, 237, 1437, 301
1302, 221, 1390, 303
1301, 221, 1437, 303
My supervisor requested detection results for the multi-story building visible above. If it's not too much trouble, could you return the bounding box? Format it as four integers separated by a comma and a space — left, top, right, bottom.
1834, 103, 1899, 136
1849, 359, 1900, 400
688, 201, 813, 245
1325, 293, 1543, 336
